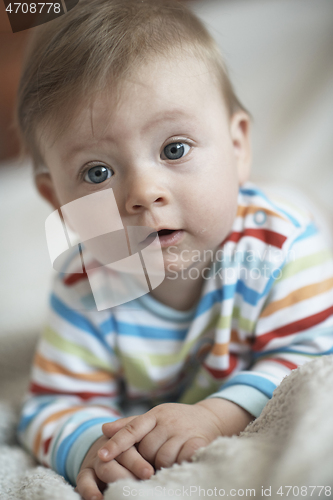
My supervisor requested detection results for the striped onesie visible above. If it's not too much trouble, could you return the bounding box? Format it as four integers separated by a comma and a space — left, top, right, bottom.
17, 182, 333, 486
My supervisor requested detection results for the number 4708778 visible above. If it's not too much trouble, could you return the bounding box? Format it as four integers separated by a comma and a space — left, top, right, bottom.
5, 3, 61, 14
276, 486, 331, 497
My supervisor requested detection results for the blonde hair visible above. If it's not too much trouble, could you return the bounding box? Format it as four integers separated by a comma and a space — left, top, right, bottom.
16, 0, 247, 174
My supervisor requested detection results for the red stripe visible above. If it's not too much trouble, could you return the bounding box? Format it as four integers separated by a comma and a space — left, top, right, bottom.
267, 358, 298, 371
63, 262, 117, 286
254, 305, 333, 351
29, 382, 117, 401
64, 271, 88, 286
219, 233, 232, 247
203, 354, 238, 379
224, 231, 242, 245
43, 437, 52, 455
223, 228, 287, 249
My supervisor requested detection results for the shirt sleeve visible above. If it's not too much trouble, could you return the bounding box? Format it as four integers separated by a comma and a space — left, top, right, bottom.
208, 221, 333, 418
17, 271, 122, 486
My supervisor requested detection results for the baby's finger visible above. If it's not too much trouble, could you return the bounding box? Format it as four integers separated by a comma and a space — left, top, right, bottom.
98, 413, 157, 462
177, 437, 208, 465
116, 447, 155, 480
76, 466, 104, 500
102, 416, 138, 437
136, 426, 168, 464
96, 456, 138, 484
154, 436, 184, 470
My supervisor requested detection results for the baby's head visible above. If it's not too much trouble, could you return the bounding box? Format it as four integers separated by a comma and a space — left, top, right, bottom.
17, 0, 251, 276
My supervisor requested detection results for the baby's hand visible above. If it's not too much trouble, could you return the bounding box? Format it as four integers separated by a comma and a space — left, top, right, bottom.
99, 399, 252, 474
75, 433, 154, 500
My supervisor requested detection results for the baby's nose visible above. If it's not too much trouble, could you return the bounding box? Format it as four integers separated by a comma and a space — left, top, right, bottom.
124, 171, 170, 213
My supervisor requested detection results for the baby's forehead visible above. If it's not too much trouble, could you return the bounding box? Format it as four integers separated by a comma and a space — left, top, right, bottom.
41, 51, 226, 152
88, 54, 210, 102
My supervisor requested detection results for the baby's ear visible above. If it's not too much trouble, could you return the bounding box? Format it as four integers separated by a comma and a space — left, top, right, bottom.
35, 172, 61, 211
230, 111, 252, 185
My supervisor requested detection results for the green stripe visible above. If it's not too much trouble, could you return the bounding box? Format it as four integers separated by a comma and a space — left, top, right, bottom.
123, 306, 258, 372
120, 355, 156, 390
127, 314, 221, 368
278, 250, 332, 281
216, 313, 231, 329
123, 309, 257, 370
43, 326, 111, 371
179, 369, 222, 404
232, 306, 256, 333
122, 335, 200, 369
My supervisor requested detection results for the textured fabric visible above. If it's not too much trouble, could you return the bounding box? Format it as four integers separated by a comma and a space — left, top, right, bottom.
17, 182, 333, 486
3, 356, 333, 499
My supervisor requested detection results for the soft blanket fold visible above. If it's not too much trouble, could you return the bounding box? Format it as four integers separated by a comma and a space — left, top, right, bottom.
1, 355, 333, 500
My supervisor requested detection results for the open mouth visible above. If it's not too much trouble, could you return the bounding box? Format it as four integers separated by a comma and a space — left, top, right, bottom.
145, 229, 176, 239
140, 228, 184, 247
157, 229, 176, 237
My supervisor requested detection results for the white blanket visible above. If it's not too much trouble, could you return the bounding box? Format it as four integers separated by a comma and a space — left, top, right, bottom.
1, 1, 333, 498
1, 355, 333, 500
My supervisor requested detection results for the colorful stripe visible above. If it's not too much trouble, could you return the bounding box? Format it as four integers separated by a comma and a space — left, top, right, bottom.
17, 181, 333, 487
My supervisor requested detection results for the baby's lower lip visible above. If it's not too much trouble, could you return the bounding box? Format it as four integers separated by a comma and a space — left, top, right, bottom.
158, 229, 184, 248
141, 229, 184, 248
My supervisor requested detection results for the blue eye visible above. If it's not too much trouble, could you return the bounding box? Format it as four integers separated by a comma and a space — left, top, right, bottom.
163, 142, 190, 160
84, 165, 113, 184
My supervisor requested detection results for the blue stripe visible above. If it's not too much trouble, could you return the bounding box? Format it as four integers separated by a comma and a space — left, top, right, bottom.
240, 186, 301, 228
100, 288, 229, 337
103, 301, 191, 340
195, 288, 225, 316
220, 373, 277, 398
100, 314, 118, 336
99, 268, 280, 337
235, 274, 275, 306
50, 293, 112, 352
18, 397, 56, 434
100, 288, 225, 338
318, 347, 333, 356
252, 326, 333, 360
293, 222, 318, 243
106, 321, 207, 348
239, 187, 260, 197
253, 345, 333, 359
56, 416, 118, 480
117, 322, 188, 340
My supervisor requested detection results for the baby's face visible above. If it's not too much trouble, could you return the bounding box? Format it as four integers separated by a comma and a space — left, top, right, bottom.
40, 52, 251, 276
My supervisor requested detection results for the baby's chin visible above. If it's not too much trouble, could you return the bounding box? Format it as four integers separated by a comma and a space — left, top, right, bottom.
163, 254, 211, 278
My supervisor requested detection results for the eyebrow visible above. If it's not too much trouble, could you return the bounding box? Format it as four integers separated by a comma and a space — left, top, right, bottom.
142, 110, 192, 133
64, 109, 192, 163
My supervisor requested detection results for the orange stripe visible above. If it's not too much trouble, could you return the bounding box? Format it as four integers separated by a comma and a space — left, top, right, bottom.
230, 329, 251, 345
260, 277, 333, 318
211, 342, 229, 356
34, 352, 113, 382
34, 406, 85, 456
236, 205, 287, 221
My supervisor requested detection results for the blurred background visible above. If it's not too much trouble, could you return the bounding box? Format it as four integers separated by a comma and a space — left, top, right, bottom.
0, 0, 333, 401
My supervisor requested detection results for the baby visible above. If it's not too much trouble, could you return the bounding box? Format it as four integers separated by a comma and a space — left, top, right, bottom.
16, 0, 333, 499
